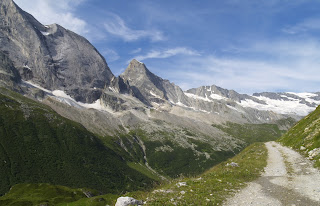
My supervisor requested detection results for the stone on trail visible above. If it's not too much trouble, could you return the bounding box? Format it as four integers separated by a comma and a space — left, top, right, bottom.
115, 197, 143, 206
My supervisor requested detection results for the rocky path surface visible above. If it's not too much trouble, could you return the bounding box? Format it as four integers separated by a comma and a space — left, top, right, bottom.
224, 141, 320, 206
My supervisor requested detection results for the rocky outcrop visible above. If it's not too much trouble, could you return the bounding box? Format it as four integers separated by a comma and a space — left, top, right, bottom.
115, 197, 143, 206
0, 0, 114, 102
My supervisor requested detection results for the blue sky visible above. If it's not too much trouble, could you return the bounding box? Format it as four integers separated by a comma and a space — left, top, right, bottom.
14, 0, 320, 94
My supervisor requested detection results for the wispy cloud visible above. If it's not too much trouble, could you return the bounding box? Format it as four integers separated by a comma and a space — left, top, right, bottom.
133, 47, 201, 61
101, 49, 120, 62
103, 13, 165, 42
150, 39, 320, 93
282, 17, 320, 34
14, 0, 88, 35
130, 48, 142, 54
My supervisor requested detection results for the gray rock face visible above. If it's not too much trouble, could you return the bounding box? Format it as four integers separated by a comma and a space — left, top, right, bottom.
120, 59, 189, 106
0, 0, 114, 102
106, 76, 133, 95
0, 50, 21, 90
105, 76, 150, 106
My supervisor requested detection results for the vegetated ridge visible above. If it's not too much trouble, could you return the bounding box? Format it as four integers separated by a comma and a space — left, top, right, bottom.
279, 105, 320, 168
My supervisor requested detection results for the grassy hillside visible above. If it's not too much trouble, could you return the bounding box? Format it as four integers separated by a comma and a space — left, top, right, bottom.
0, 143, 268, 206
212, 120, 292, 145
103, 129, 237, 179
0, 183, 102, 206
279, 105, 320, 168
0, 88, 153, 196
100, 119, 293, 179
132, 142, 268, 205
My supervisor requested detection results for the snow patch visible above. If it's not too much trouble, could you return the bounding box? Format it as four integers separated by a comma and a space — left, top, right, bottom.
23, 80, 51, 93
23, 65, 32, 70
226, 105, 243, 113
174, 100, 210, 114
239, 96, 316, 116
287, 92, 320, 105
176, 101, 188, 107
150, 91, 162, 99
280, 95, 298, 101
210, 93, 227, 100
287, 92, 317, 99
23, 81, 107, 112
52, 90, 105, 111
108, 86, 117, 93
52, 90, 73, 100
185, 92, 212, 102
41, 31, 50, 36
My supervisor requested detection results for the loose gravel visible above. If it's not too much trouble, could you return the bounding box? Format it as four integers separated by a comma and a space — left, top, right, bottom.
224, 142, 320, 206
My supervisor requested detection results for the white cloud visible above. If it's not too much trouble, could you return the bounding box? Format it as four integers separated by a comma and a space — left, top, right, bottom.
103, 13, 165, 42
149, 39, 320, 93
14, 0, 88, 35
133, 47, 200, 61
282, 17, 320, 34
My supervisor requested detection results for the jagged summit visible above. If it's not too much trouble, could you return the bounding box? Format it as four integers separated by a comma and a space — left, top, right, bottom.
0, 0, 114, 103
130, 59, 145, 66
122, 59, 151, 79
120, 59, 189, 106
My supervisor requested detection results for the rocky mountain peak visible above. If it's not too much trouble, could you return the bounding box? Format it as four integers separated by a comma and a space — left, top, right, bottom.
122, 59, 150, 79
120, 60, 190, 106
129, 59, 145, 67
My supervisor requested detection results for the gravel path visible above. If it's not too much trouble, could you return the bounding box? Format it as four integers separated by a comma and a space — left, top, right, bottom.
224, 141, 320, 206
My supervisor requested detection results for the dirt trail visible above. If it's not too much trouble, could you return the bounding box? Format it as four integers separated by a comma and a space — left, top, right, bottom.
224, 141, 320, 206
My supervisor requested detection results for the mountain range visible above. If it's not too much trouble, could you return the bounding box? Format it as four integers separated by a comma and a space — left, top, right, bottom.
0, 0, 319, 204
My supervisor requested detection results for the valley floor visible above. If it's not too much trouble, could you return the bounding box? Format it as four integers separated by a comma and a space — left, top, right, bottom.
224, 142, 320, 206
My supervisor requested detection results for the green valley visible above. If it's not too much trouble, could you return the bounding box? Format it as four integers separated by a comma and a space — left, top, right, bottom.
0, 88, 154, 196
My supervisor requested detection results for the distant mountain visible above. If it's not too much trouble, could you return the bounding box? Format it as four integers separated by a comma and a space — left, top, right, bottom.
186, 85, 320, 117
186, 85, 258, 103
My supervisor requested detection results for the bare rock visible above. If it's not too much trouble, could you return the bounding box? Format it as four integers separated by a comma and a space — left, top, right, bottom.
115, 197, 143, 206
0, 0, 114, 103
